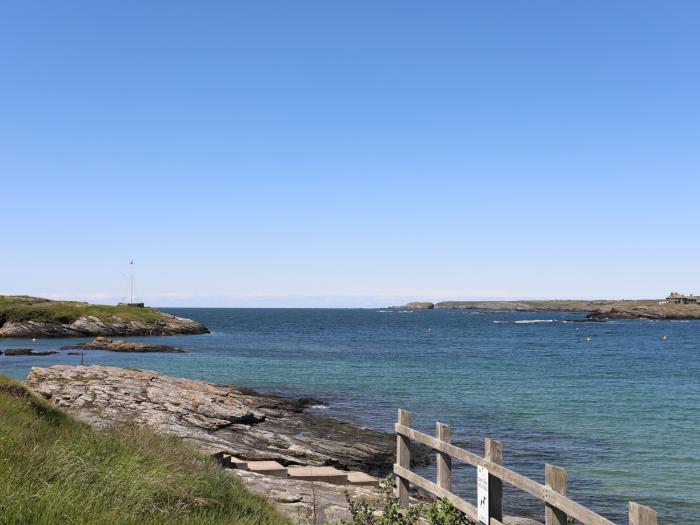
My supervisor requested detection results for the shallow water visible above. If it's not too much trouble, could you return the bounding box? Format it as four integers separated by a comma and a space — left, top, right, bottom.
1, 308, 698, 523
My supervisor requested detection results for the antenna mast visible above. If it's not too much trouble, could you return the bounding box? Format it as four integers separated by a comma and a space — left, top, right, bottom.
130, 260, 134, 304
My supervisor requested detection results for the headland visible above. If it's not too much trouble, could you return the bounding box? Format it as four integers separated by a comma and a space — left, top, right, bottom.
0, 295, 208, 338
391, 299, 700, 320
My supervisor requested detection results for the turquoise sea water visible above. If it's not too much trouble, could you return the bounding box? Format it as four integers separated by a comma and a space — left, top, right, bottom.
1, 308, 698, 523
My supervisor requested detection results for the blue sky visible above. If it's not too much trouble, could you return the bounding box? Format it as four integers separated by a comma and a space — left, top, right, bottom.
1, 2, 698, 307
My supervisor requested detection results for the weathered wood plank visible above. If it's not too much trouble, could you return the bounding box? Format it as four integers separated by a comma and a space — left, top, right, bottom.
545, 464, 567, 525
486, 439, 503, 523
395, 423, 617, 525
436, 422, 452, 491
544, 489, 615, 525
396, 409, 412, 508
629, 502, 657, 525
396, 423, 545, 499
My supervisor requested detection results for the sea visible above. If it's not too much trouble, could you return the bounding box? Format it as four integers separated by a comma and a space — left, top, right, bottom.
1, 308, 698, 523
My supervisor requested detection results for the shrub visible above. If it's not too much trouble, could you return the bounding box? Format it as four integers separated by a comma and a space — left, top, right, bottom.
343, 476, 474, 525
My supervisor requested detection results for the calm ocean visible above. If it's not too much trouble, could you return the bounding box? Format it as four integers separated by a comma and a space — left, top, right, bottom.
1, 308, 698, 523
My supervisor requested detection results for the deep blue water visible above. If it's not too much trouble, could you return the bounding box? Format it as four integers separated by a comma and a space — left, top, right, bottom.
1, 308, 698, 523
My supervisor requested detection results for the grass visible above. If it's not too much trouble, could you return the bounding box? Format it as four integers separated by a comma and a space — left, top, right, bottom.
0, 375, 290, 525
0, 295, 165, 324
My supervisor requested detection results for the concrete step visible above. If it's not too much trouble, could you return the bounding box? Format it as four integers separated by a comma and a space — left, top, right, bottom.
222, 454, 249, 470
247, 460, 288, 477
287, 466, 349, 485
347, 471, 381, 487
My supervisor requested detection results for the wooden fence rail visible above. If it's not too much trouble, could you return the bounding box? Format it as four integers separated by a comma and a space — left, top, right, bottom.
393, 409, 657, 525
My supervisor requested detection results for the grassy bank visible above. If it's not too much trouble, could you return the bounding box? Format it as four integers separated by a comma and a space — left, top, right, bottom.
0, 295, 163, 324
0, 375, 289, 525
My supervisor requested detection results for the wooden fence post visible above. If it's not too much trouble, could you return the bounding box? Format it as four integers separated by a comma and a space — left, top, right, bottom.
545, 464, 568, 525
485, 439, 503, 522
629, 502, 657, 525
436, 422, 452, 491
396, 409, 412, 508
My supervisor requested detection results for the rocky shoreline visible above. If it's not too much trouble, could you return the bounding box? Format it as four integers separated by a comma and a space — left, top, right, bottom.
0, 312, 208, 338
24, 365, 544, 524
586, 304, 700, 320
26, 365, 431, 473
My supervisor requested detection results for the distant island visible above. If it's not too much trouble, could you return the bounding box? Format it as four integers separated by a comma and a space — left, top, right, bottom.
391, 297, 700, 320
0, 296, 208, 338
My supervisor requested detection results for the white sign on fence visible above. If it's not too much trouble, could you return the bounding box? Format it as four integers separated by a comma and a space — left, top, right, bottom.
477, 465, 489, 524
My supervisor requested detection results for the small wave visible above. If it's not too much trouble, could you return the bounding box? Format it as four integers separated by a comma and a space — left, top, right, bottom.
310, 404, 328, 410
377, 310, 392, 313
514, 319, 555, 324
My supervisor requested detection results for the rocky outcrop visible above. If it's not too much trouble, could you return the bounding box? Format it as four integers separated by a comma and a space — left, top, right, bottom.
0, 312, 208, 338
391, 302, 435, 310
2, 348, 58, 356
26, 365, 431, 472
587, 304, 700, 320
60, 337, 185, 353
433, 300, 618, 312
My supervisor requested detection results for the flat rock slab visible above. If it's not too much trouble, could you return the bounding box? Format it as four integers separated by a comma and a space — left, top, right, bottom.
230, 469, 384, 523
347, 471, 381, 487
26, 365, 425, 472
287, 465, 348, 484
247, 460, 287, 477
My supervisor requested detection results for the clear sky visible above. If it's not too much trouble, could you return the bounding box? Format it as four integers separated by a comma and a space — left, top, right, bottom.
1, 2, 698, 307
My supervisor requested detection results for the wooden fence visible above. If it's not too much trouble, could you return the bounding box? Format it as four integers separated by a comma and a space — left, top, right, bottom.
393, 409, 657, 525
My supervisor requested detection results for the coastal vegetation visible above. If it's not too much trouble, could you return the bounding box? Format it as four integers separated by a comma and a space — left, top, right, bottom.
0, 295, 208, 337
0, 295, 163, 324
344, 477, 472, 525
0, 374, 289, 524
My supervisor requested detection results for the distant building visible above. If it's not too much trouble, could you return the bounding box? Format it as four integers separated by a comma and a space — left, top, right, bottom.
665, 292, 698, 305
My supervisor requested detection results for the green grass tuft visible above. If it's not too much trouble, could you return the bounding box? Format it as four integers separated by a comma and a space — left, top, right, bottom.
0, 375, 289, 525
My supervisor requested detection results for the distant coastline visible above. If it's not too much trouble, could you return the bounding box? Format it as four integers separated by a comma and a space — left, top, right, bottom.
390, 299, 700, 320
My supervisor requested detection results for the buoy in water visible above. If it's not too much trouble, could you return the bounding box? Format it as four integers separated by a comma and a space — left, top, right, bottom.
586, 337, 592, 342
661, 335, 668, 341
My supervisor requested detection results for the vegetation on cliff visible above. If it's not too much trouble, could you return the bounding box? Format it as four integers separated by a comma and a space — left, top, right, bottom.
0, 295, 164, 324
0, 295, 208, 337
0, 374, 288, 524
